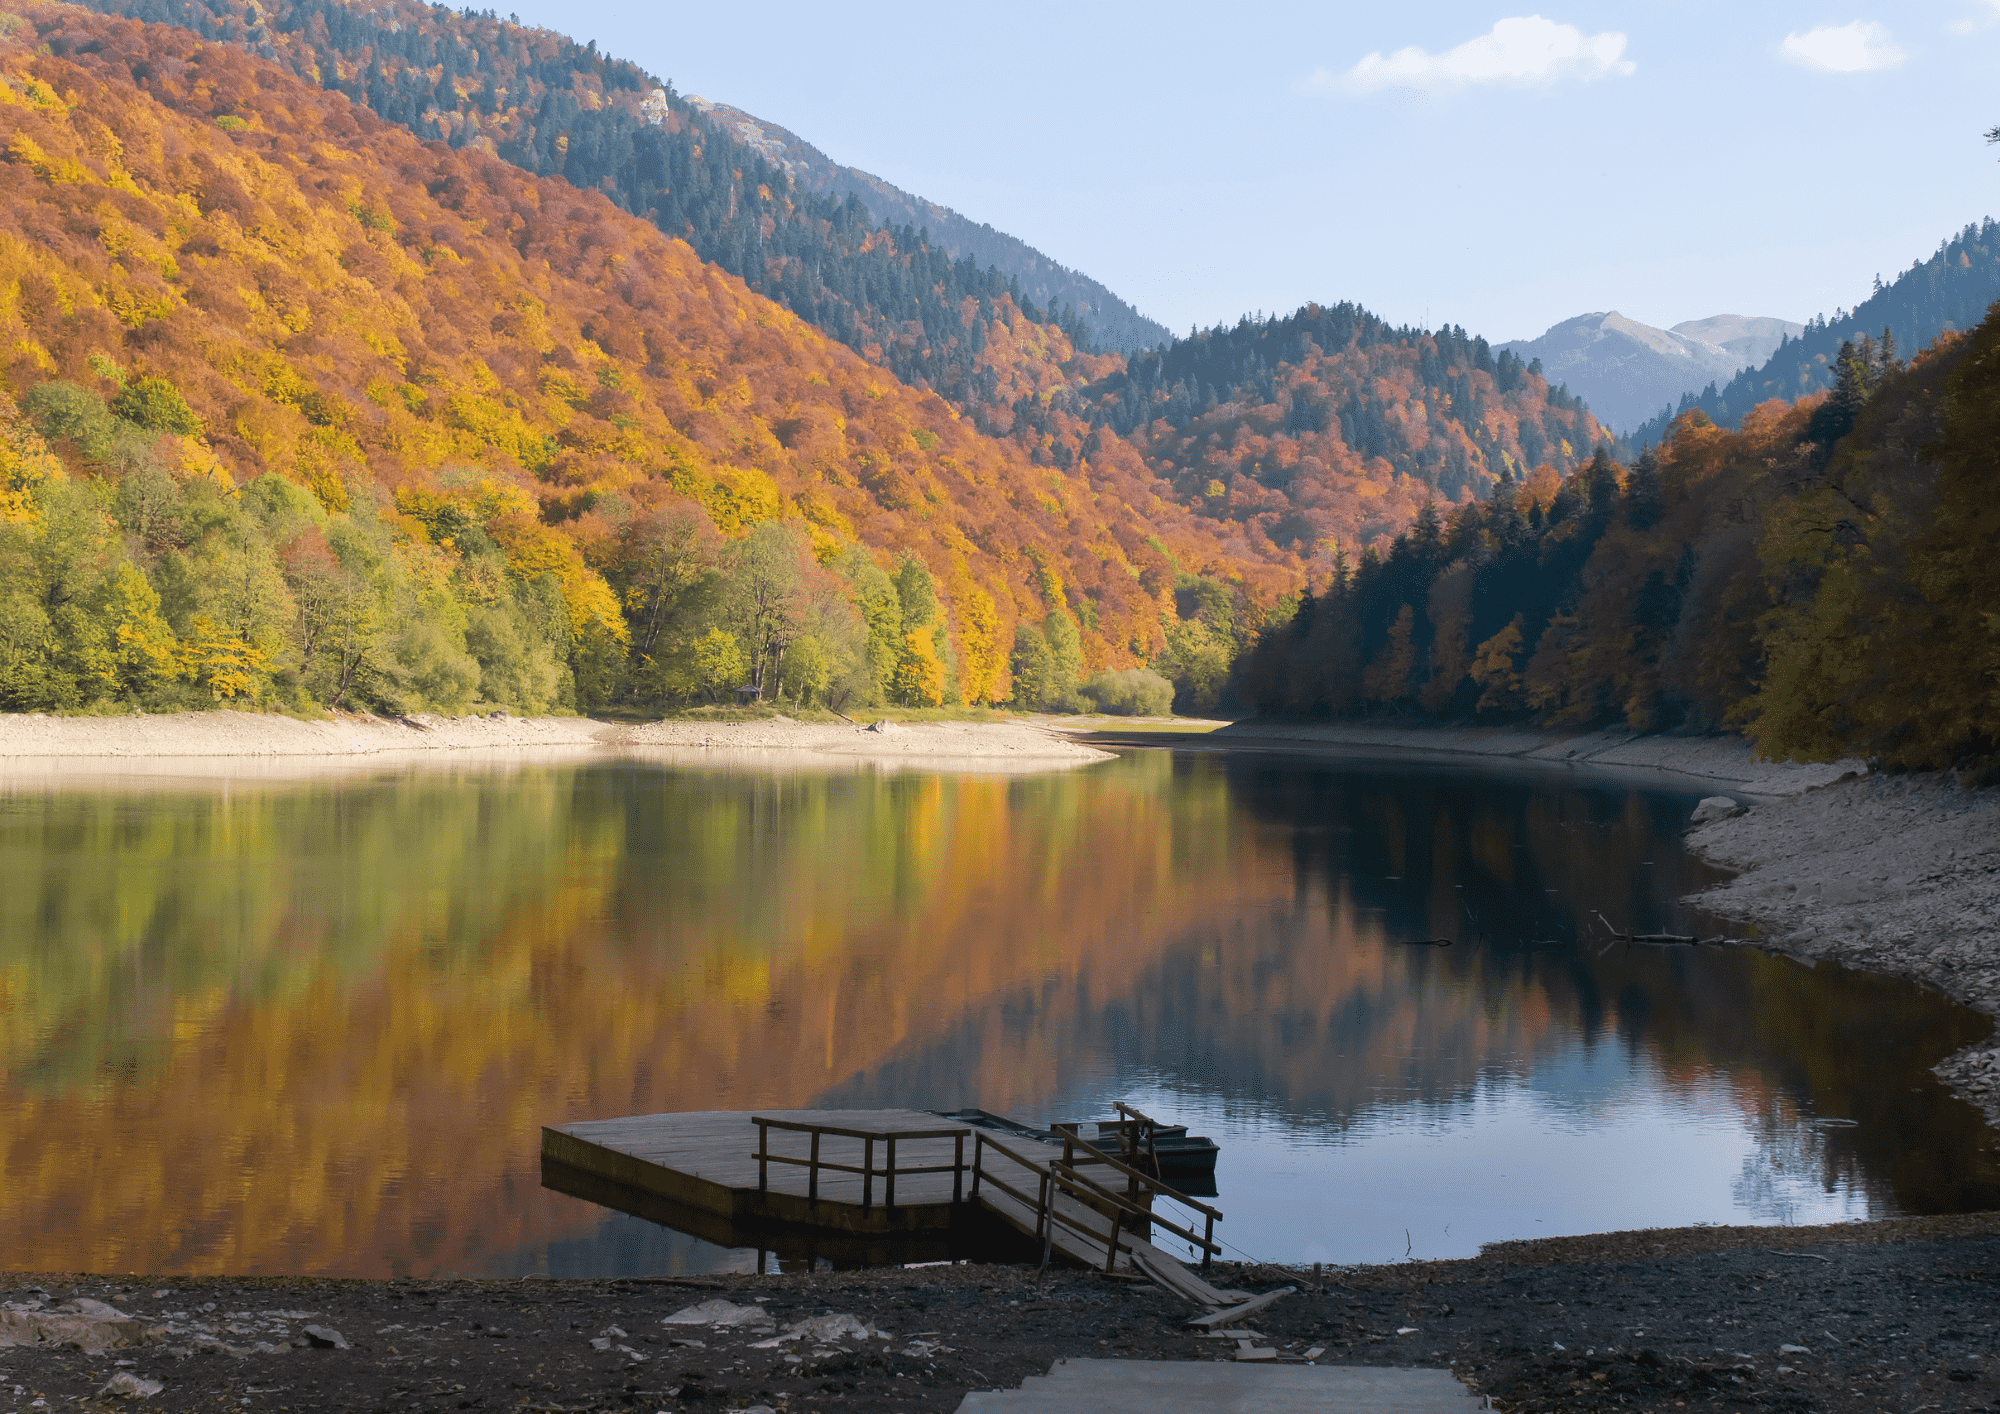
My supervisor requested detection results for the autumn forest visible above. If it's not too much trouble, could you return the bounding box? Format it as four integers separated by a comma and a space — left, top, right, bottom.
0, 0, 1995, 776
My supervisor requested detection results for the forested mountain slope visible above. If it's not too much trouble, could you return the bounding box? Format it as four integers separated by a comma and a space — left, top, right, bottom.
1081, 305, 1608, 559
687, 98, 1172, 354
75, 0, 1607, 565
1242, 313, 2000, 775
1626, 220, 2000, 445
73, 0, 1112, 423
0, 4, 1291, 716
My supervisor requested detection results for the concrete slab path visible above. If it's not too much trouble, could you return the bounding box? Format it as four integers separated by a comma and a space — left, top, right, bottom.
955, 1358, 1488, 1411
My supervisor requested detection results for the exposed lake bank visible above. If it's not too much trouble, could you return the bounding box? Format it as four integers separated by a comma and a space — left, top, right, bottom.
1689, 771, 2000, 1123
0, 711, 1112, 769
6, 1213, 1997, 1414
1049, 717, 1867, 799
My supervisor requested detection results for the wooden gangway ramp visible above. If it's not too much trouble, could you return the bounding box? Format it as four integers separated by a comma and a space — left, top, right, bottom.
542, 1105, 1233, 1299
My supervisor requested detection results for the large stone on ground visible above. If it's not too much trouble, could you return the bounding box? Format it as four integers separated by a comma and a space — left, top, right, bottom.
1690, 795, 1745, 825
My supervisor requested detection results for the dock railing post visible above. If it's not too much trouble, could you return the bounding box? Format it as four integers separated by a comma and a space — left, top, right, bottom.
863, 1135, 874, 1209
953, 1133, 965, 1204
1104, 1206, 1122, 1274
1038, 1171, 1053, 1271
1202, 1213, 1214, 1272
757, 1119, 769, 1194
886, 1134, 897, 1209
809, 1128, 821, 1205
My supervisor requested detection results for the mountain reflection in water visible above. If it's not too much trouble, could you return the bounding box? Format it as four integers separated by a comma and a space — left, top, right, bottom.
0, 749, 1992, 1277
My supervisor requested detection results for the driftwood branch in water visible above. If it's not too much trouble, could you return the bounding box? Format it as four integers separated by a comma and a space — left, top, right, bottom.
1593, 911, 1738, 945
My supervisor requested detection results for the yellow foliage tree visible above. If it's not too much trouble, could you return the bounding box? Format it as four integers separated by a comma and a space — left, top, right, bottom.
890, 628, 945, 707
1469, 616, 1525, 713
950, 573, 1005, 705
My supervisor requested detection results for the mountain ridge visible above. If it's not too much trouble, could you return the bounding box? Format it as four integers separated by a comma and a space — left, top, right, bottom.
685, 97, 1172, 355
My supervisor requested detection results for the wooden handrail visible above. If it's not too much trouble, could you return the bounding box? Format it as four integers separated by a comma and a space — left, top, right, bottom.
753, 1116, 971, 1143
1052, 1159, 1221, 1259
971, 1115, 1224, 1273
751, 1116, 970, 1211
1052, 1128, 1224, 1221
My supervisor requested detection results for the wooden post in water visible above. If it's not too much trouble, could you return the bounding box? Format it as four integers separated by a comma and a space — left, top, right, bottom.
757, 1119, 769, 1194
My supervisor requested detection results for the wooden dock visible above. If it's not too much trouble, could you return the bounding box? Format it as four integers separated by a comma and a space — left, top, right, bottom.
542, 1106, 1237, 1300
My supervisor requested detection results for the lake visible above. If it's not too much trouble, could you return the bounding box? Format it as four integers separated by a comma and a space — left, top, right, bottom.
2, 746, 1994, 1277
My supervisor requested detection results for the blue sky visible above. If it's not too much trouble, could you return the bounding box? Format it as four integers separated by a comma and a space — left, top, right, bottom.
502, 1, 2000, 345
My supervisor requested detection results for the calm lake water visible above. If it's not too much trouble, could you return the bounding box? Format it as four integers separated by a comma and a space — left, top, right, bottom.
2, 747, 1995, 1277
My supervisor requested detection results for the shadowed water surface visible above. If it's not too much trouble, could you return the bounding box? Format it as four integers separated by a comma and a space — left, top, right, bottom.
0, 748, 1992, 1276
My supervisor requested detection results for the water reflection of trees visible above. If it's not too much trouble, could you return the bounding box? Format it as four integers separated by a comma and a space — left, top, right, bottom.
838, 756, 2000, 1221
0, 753, 1256, 1275
1, 751, 1992, 1279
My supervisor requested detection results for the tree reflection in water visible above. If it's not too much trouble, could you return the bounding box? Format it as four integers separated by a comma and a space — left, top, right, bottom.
0, 750, 1991, 1276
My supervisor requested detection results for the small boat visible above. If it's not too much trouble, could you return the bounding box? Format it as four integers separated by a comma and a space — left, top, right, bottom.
933, 1107, 1220, 1196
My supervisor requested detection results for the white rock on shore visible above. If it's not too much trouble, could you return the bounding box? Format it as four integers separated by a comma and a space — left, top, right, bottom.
1688, 772, 2000, 1121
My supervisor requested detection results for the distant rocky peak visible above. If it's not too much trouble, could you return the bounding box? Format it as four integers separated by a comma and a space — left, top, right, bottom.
1501, 309, 1803, 434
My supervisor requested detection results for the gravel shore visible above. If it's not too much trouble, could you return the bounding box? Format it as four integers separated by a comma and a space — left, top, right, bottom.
6, 1215, 1998, 1413
1688, 771, 2000, 1123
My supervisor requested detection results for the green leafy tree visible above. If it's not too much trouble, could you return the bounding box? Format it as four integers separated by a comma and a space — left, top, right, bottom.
109, 377, 203, 437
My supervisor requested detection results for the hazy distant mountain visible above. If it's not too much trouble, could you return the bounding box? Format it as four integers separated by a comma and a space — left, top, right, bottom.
687, 98, 1171, 354
1500, 311, 1802, 433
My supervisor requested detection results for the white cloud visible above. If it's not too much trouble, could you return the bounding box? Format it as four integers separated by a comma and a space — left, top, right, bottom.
1306, 15, 1635, 97
1775, 21, 1907, 73
1948, 0, 2000, 36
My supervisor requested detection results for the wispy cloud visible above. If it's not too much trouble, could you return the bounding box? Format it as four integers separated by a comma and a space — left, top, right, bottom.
1306, 15, 1635, 98
1775, 21, 1907, 73
1946, 0, 1998, 36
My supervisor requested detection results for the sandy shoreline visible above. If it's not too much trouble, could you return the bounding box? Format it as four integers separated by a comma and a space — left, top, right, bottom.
0, 710, 1112, 770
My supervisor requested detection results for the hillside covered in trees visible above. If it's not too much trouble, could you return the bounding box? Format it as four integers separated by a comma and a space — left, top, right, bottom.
1626, 220, 2000, 446
1241, 308, 2000, 776
75, 0, 1115, 426
0, 4, 1297, 718
1081, 304, 1607, 559
70, 0, 1611, 567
